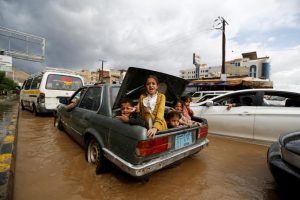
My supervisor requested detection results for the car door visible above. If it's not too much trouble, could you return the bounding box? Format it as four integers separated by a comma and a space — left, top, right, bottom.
253, 91, 300, 142
67, 87, 102, 145
201, 91, 257, 139
60, 88, 84, 133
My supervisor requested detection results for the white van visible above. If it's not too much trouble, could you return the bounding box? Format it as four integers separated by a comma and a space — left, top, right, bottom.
20, 68, 84, 115
191, 91, 230, 103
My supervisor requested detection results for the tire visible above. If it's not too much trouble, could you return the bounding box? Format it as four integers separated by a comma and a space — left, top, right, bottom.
21, 101, 25, 110
54, 115, 64, 131
32, 104, 39, 116
85, 137, 108, 174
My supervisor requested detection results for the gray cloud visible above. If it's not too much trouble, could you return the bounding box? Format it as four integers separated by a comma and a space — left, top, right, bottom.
0, 0, 299, 87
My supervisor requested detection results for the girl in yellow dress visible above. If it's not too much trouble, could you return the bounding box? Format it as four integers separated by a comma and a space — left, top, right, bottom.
137, 75, 167, 137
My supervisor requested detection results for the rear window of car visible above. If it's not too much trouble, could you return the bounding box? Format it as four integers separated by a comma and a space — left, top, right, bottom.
24, 78, 33, 90
46, 74, 83, 91
31, 76, 42, 89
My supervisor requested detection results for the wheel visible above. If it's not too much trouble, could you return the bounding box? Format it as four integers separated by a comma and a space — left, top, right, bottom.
32, 104, 39, 116
54, 115, 64, 131
21, 101, 25, 110
85, 137, 108, 174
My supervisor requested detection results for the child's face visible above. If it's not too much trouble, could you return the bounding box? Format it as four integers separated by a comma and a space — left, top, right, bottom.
146, 77, 158, 95
169, 116, 180, 128
185, 98, 191, 107
121, 102, 132, 117
174, 102, 183, 113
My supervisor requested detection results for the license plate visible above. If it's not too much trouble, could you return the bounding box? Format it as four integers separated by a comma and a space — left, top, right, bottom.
175, 132, 193, 150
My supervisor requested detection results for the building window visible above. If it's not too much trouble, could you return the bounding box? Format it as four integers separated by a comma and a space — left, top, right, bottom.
249, 65, 257, 78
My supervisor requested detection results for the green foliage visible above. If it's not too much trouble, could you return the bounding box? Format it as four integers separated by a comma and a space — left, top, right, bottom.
0, 71, 17, 90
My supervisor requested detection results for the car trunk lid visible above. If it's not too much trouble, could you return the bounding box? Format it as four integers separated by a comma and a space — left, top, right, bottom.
112, 67, 189, 110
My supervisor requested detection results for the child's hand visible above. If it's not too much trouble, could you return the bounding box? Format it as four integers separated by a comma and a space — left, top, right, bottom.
129, 106, 136, 113
116, 115, 129, 122
147, 127, 158, 137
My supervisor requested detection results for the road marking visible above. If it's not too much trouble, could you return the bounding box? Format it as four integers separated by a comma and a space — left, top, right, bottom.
0, 154, 11, 162
0, 163, 10, 172
3, 136, 14, 144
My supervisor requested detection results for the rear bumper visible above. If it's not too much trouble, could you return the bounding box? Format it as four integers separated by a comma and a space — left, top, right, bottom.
103, 138, 209, 177
267, 142, 300, 188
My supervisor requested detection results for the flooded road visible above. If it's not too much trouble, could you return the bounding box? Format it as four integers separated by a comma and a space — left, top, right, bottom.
14, 110, 280, 200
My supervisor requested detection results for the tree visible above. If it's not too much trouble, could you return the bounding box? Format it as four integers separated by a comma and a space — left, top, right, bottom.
0, 71, 17, 91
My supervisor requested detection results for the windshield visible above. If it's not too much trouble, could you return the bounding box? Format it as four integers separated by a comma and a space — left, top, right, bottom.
46, 74, 83, 91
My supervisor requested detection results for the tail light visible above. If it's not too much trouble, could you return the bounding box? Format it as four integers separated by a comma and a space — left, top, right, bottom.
197, 126, 208, 139
136, 136, 171, 157
38, 92, 45, 103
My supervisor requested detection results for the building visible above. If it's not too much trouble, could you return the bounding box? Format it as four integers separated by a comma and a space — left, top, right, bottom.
77, 69, 92, 85
180, 51, 270, 80
180, 64, 210, 79
226, 52, 270, 80
79, 68, 127, 84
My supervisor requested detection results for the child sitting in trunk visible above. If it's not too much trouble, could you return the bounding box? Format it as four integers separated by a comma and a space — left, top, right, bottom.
116, 98, 145, 127
171, 100, 202, 127
166, 111, 181, 128
171, 100, 194, 127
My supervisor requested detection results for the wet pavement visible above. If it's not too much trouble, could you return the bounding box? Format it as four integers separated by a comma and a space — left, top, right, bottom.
14, 109, 281, 200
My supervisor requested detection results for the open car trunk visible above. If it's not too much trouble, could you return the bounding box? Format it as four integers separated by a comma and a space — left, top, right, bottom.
113, 67, 189, 110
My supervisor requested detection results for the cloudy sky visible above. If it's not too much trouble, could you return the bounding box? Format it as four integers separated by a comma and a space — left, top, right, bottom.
1, 0, 300, 90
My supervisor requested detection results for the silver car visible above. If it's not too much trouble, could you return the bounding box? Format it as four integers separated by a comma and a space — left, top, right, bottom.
191, 89, 300, 142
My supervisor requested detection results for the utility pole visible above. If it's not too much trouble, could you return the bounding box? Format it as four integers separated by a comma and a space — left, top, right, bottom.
98, 59, 106, 83
214, 16, 229, 81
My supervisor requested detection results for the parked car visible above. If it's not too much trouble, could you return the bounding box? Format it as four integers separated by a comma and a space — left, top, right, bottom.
191, 91, 229, 103
196, 94, 220, 103
191, 89, 300, 142
54, 67, 209, 178
268, 131, 300, 190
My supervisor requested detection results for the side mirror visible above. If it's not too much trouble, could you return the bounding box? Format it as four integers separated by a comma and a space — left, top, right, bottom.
206, 100, 213, 107
59, 97, 69, 105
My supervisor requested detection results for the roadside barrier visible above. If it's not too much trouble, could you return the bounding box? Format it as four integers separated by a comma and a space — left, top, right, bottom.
0, 96, 18, 200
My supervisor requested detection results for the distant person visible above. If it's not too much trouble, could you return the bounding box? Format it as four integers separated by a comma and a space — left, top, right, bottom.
115, 98, 145, 127
166, 111, 181, 128
136, 75, 167, 137
65, 88, 86, 111
226, 96, 252, 110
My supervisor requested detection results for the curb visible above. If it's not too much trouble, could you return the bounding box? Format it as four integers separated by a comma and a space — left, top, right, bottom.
0, 96, 19, 200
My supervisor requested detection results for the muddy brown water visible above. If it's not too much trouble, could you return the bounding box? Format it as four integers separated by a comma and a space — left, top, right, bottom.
14, 109, 280, 200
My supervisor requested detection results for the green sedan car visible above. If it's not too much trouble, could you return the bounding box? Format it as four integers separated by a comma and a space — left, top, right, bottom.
54, 67, 209, 178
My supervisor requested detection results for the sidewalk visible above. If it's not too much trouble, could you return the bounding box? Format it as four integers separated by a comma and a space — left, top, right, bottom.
0, 95, 19, 200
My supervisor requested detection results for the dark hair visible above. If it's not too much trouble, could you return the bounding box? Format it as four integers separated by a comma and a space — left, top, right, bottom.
183, 95, 192, 102
146, 75, 159, 85
166, 111, 181, 121
173, 99, 184, 108
120, 98, 134, 107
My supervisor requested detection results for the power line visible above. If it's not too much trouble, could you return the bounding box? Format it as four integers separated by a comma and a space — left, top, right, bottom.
137, 26, 214, 55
